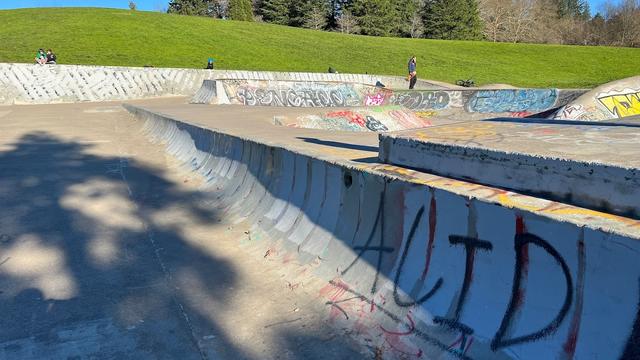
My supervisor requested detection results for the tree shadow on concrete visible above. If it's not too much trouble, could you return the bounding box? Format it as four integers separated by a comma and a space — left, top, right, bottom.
0, 132, 359, 359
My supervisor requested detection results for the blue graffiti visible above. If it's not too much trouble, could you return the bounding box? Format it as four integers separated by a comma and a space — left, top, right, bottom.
466, 89, 558, 113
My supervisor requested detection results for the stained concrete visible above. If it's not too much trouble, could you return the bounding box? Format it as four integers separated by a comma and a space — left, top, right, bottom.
0, 100, 365, 360
379, 118, 640, 218
4, 93, 640, 359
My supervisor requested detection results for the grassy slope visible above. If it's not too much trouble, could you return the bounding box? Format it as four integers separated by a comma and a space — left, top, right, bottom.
1, 7, 638, 88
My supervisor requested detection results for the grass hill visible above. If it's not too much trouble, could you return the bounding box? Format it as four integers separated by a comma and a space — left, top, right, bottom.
1, 7, 638, 88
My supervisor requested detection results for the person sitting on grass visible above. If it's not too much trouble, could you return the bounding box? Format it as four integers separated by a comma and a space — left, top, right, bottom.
46, 49, 57, 64
34, 49, 47, 65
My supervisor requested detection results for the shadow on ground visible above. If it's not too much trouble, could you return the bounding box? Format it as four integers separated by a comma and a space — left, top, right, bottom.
0, 132, 360, 360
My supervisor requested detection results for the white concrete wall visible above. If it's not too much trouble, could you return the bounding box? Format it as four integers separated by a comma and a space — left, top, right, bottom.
126, 104, 640, 360
0, 63, 412, 105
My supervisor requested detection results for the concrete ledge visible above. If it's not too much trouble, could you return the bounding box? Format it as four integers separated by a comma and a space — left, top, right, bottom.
125, 103, 640, 359
379, 119, 640, 218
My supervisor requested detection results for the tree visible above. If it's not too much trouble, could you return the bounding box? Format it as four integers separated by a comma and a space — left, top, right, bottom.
349, 0, 398, 36
409, 13, 425, 38
423, 0, 483, 40
336, 8, 359, 33
260, 0, 290, 24
394, 0, 421, 37
228, 0, 254, 20
304, 4, 330, 29
168, 0, 212, 16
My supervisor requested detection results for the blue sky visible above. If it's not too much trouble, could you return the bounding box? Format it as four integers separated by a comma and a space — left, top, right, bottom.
0, 0, 616, 14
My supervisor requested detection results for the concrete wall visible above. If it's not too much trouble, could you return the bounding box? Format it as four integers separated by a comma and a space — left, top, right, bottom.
0, 63, 417, 105
554, 76, 640, 121
126, 104, 640, 360
209, 79, 584, 117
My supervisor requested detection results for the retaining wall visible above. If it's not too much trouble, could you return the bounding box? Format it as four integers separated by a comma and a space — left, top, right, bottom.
0, 63, 417, 105
206, 79, 585, 117
125, 104, 640, 360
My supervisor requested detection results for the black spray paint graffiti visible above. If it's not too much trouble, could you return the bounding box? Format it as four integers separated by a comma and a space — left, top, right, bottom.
391, 91, 451, 110
341, 192, 393, 295
491, 232, 573, 350
339, 200, 576, 357
365, 116, 388, 132
237, 87, 349, 107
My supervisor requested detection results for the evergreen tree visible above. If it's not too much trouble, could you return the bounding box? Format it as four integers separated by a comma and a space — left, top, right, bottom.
228, 0, 254, 20
167, 0, 213, 16
260, 0, 290, 24
555, 0, 588, 18
394, 0, 420, 37
301, 0, 331, 29
349, 0, 398, 36
289, 0, 314, 27
423, 0, 483, 40
579, 0, 591, 20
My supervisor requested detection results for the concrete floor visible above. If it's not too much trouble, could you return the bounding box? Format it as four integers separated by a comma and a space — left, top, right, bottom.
0, 100, 365, 359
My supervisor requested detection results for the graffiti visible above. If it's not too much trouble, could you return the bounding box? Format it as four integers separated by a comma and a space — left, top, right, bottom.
231, 81, 361, 107
326, 110, 367, 127
415, 111, 437, 118
365, 116, 389, 132
365, 93, 387, 106
491, 227, 573, 350
332, 199, 583, 358
391, 91, 451, 110
554, 104, 587, 120
341, 193, 393, 294
388, 110, 432, 129
510, 111, 533, 118
598, 91, 640, 118
467, 89, 558, 113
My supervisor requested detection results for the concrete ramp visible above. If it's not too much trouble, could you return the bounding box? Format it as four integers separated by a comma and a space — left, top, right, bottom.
125, 103, 640, 359
554, 76, 640, 121
199, 79, 585, 121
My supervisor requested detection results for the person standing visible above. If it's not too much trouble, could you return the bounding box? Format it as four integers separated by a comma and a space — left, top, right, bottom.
407, 56, 417, 90
46, 49, 57, 64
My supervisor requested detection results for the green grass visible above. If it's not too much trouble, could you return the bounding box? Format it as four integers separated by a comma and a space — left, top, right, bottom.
1, 7, 638, 88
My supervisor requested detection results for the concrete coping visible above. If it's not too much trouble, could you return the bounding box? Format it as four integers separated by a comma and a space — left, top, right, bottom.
379, 117, 640, 220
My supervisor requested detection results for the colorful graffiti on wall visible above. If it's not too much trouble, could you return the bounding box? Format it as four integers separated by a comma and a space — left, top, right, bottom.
389, 91, 452, 110
225, 80, 362, 107
285, 107, 433, 132
597, 90, 640, 118
466, 89, 559, 113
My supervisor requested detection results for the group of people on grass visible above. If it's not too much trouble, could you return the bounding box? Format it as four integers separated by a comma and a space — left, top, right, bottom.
34, 48, 57, 65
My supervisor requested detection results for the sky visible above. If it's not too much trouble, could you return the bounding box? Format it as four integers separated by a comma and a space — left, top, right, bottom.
0, 0, 617, 14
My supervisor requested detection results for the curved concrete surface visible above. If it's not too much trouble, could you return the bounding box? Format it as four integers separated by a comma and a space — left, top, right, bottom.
0, 63, 439, 105
554, 76, 640, 121
3, 64, 640, 359
197, 79, 585, 122
122, 102, 640, 360
273, 107, 435, 132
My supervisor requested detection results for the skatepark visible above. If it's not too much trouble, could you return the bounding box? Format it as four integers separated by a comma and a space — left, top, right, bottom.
1, 62, 640, 359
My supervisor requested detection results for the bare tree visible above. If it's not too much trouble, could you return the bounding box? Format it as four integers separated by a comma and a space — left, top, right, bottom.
605, 0, 640, 47
409, 13, 424, 38
337, 9, 359, 34
304, 6, 328, 30
478, 0, 510, 42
